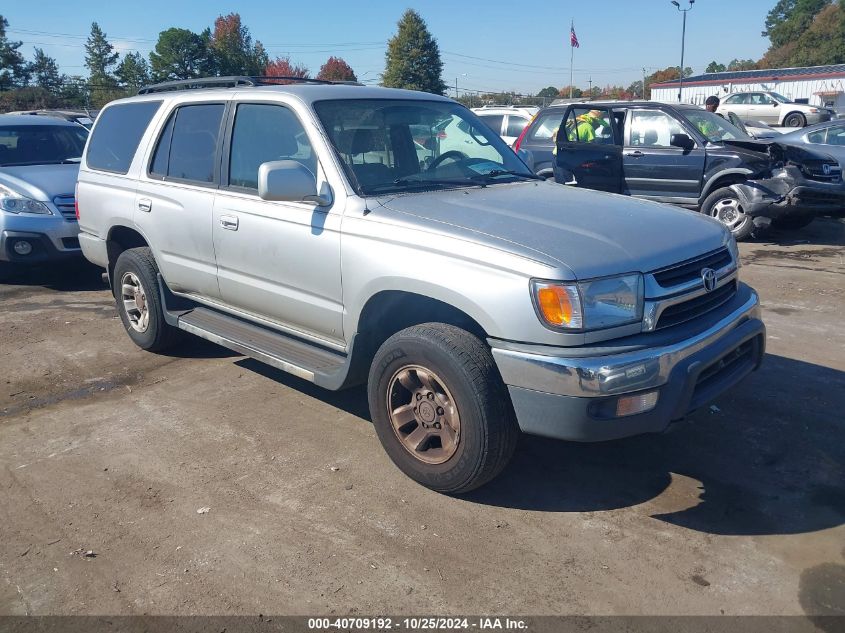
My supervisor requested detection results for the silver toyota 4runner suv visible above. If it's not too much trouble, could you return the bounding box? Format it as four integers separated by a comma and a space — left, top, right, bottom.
77, 77, 766, 493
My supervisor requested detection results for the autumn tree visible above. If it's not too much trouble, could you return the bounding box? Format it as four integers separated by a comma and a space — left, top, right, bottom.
210, 13, 267, 76
316, 57, 356, 82
264, 57, 309, 83
0, 15, 29, 89
382, 9, 446, 95
761, 2, 845, 67
557, 86, 582, 98
763, 0, 831, 48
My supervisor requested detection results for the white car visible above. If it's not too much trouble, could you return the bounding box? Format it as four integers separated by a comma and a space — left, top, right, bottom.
471, 106, 538, 146
717, 91, 831, 128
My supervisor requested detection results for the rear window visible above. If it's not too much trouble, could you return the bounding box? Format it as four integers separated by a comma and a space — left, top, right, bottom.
478, 114, 504, 133
86, 101, 161, 174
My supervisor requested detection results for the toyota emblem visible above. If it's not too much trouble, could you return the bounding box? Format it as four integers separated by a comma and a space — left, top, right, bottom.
701, 268, 717, 292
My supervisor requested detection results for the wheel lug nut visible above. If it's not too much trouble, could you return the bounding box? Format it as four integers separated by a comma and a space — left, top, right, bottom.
436, 407, 444, 415
416, 393, 422, 401
427, 392, 434, 400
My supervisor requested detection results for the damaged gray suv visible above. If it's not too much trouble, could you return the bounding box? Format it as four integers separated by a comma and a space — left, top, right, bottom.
77, 77, 766, 493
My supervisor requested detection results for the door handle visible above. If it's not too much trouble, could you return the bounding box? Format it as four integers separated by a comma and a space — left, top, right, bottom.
625, 151, 645, 158
219, 215, 239, 230
138, 198, 152, 213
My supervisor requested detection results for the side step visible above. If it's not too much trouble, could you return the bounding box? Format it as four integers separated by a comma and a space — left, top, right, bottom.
176, 306, 349, 388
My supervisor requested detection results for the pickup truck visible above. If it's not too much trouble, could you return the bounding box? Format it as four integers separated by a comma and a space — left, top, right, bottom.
77, 77, 766, 493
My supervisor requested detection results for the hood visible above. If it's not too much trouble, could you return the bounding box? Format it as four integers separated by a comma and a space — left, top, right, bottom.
0, 164, 80, 201
379, 181, 728, 279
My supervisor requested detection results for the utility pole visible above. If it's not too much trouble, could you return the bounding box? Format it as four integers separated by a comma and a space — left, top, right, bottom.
671, 0, 695, 102
642, 67, 647, 99
588, 77, 592, 98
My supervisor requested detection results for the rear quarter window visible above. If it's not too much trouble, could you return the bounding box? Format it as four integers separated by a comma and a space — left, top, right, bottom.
85, 101, 161, 174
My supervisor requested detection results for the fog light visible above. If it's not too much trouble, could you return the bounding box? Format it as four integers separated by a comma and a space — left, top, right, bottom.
13, 240, 33, 256
616, 391, 659, 417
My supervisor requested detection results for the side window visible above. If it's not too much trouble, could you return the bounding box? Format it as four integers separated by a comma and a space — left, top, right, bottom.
806, 128, 828, 144
150, 104, 225, 184
505, 115, 530, 137
725, 94, 745, 105
478, 115, 504, 134
827, 125, 845, 145
562, 108, 614, 144
228, 103, 316, 191
86, 101, 161, 174
629, 110, 684, 148
528, 111, 565, 142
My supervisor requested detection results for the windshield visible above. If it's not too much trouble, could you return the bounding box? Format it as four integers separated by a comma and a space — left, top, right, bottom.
769, 92, 792, 104
313, 99, 535, 195
684, 110, 751, 143
0, 125, 88, 166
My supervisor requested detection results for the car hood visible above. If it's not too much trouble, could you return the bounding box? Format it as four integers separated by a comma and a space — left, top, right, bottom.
378, 181, 728, 279
0, 164, 79, 201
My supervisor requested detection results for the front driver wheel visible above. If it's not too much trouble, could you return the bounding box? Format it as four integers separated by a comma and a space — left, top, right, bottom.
368, 323, 519, 494
784, 112, 806, 127
701, 187, 755, 241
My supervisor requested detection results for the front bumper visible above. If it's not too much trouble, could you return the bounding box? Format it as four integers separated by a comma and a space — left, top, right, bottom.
730, 176, 845, 220
0, 211, 81, 264
491, 284, 765, 441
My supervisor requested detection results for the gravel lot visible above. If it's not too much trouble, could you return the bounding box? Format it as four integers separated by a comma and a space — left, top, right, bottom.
1, 219, 843, 618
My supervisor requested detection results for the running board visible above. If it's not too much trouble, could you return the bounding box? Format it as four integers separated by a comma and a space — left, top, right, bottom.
176, 306, 349, 388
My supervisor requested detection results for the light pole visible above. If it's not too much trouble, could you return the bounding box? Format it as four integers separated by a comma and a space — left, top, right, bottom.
671, 0, 694, 103
455, 73, 467, 102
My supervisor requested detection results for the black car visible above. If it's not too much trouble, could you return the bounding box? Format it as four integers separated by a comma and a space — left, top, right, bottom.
517, 101, 845, 239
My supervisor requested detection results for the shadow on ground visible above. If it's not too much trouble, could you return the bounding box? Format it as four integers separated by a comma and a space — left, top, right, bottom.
236, 353, 844, 537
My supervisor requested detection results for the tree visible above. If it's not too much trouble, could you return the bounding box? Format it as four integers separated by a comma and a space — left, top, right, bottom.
705, 61, 727, 73
117, 51, 150, 92
727, 58, 758, 71
149, 28, 213, 81
264, 57, 309, 83
316, 56, 356, 82
30, 48, 62, 94
382, 9, 446, 95
85, 22, 119, 86
557, 86, 582, 98
209, 13, 267, 76
763, 0, 831, 48
626, 80, 644, 98
0, 15, 29, 89
536, 86, 559, 98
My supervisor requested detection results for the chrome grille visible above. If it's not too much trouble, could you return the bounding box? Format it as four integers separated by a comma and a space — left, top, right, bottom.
653, 247, 732, 287
656, 281, 737, 329
53, 194, 76, 221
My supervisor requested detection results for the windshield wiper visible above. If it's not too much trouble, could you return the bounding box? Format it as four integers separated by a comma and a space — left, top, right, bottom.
366, 177, 483, 193
470, 169, 543, 182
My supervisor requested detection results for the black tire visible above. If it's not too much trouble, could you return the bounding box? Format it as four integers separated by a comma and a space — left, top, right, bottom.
771, 214, 815, 231
368, 323, 519, 494
701, 186, 755, 241
784, 112, 806, 127
113, 247, 181, 352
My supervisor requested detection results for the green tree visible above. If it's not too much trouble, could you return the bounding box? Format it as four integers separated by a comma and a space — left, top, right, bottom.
0, 15, 29, 89
149, 28, 213, 81
84, 22, 119, 87
763, 0, 831, 48
117, 51, 150, 92
705, 61, 727, 73
557, 86, 582, 98
30, 48, 62, 94
727, 58, 758, 71
316, 56, 357, 82
209, 13, 267, 76
536, 86, 559, 98
382, 9, 446, 95
626, 80, 644, 98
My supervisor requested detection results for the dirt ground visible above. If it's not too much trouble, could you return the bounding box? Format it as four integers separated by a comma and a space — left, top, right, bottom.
0, 219, 843, 618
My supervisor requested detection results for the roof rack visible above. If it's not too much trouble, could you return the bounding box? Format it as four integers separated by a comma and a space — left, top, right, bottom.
137, 75, 363, 95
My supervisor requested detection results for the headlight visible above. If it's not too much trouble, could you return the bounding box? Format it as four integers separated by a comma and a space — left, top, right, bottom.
532, 273, 643, 331
809, 108, 819, 113
0, 185, 53, 215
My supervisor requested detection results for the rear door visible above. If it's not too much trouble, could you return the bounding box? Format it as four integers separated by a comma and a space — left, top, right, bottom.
521, 108, 566, 178
503, 114, 531, 146
555, 106, 622, 193
623, 108, 704, 203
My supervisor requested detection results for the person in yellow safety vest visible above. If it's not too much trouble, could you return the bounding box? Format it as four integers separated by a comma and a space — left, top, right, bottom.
695, 96, 721, 140
555, 109, 606, 154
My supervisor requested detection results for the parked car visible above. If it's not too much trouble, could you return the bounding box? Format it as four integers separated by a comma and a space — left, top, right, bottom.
550, 101, 845, 239
471, 105, 538, 146
512, 105, 567, 179
776, 120, 845, 218
724, 112, 785, 139
8, 109, 97, 129
77, 78, 765, 493
0, 114, 88, 278
717, 91, 830, 128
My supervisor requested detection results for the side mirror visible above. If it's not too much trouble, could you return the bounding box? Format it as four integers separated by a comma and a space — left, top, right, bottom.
773, 102, 779, 107
258, 160, 331, 206
516, 148, 535, 171
670, 133, 695, 150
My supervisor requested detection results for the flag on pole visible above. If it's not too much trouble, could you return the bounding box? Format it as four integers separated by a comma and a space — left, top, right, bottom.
570, 22, 580, 48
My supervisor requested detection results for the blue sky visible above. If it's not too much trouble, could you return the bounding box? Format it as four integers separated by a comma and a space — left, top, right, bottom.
5, 0, 775, 94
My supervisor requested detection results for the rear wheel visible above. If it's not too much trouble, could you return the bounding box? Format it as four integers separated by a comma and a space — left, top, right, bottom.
772, 214, 815, 230
784, 112, 806, 127
368, 323, 519, 494
701, 186, 755, 241
113, 247, 181, 352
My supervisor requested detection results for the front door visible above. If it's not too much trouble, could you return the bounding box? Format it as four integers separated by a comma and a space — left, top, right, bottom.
555, 106, 622, 193
623, 109, 705, 203
212, 102, 344, 346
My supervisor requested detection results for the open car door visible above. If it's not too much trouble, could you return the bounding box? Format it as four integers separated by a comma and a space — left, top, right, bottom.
555, 105, 622, 193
